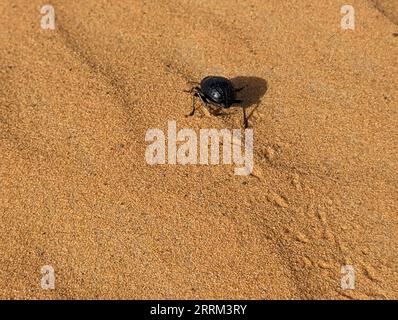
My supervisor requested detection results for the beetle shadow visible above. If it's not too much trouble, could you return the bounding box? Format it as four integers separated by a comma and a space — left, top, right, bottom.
230, 76, 268, 125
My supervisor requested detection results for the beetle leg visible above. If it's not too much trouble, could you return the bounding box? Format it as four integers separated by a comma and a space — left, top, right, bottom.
183, 88, 195, 94
183, 85, 201, 94
188, 89, 209, 117
205, 105, 217, 115
196, 92, 212, 116
189, 95, 196, 116
242, 107, 248, 128
196, 91, 206, 104
186, 87, 204, 117
187, 93, 198, 117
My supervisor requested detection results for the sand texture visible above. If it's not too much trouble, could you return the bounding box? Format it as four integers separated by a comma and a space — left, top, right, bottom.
0, 0, 397, 299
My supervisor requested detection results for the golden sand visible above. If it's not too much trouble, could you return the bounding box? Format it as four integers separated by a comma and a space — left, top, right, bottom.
0, 0, 397, 299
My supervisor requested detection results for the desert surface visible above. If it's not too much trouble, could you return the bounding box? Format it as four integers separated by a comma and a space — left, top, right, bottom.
0, 0, 397, 299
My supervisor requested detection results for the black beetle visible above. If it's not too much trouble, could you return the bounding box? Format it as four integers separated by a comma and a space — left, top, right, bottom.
186, 76, 247, 127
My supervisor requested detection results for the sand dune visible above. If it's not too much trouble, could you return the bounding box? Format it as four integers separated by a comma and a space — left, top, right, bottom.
0, 0, 397, 299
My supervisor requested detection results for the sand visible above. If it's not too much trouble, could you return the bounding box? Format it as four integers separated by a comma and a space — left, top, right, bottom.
0, 0, 397, 299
